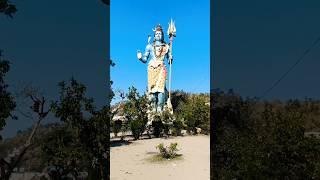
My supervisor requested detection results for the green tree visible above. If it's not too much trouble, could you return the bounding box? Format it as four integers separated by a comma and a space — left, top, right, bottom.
43, 78, 109, 179
159, 109, 175, 136
41, 126, 87, 179
179, 94, 210, 134
212, 90, 320, 179
0, 52, 16, 141
123, 86, 149, 140
111, 120, 122, 138
170, 90, 189, 113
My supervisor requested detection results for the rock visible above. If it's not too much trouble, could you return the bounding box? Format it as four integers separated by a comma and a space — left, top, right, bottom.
181, 130, 187, 136
196, 127, 202, 134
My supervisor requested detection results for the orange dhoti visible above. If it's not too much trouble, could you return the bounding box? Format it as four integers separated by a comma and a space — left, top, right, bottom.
148, 60, 167, 93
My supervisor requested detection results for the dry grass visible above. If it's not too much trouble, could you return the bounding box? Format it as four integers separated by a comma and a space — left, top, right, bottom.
145, 154, 183, 163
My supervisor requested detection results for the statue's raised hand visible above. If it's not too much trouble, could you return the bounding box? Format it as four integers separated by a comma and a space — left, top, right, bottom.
137, 50, 142, 60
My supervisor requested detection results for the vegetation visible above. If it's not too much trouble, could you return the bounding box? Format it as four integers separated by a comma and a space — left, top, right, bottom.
0, 53, 16, 141
122, 86, 149, 140
178, 93, 210, 134
171, 119, 186, 136
41, 78, 109, 179
2, 1, 320, 177
0, 124, 57, 172
152, 120, 163, 138
112, 120, 122, 138
110, 89, 210, 139
4, 51, 320, 179
0, 2, 112, 179
0, 53, 207, 179
156, 142, 180, 159
212, 89, 320, 179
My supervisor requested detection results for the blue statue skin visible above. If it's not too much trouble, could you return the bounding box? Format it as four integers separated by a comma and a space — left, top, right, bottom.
137, 27, 172, 113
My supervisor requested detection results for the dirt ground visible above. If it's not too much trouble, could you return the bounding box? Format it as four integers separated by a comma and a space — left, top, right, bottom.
110, 135, 210, 180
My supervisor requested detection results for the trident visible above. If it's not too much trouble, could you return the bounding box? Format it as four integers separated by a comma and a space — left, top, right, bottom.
166, 19, 176, 114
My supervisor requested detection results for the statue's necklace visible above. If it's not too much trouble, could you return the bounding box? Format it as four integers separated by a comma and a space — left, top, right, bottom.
153, 44, 163, 58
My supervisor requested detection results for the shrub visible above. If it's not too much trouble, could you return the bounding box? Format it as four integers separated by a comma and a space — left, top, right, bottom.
156, 142, 179, 159
152, 119, 163, 138
120, 121, 129, 141
130, 119, 145, 140
163, 123, 171, 136
160, 109, 175, 136
112, 120, 122, 137
177, 94, 210, 134
123, 87, 149, 140
172, 119, 185, 136
212, 90, 320, 179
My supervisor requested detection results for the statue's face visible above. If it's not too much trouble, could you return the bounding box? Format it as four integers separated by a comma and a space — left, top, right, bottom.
154, 30, 162, 41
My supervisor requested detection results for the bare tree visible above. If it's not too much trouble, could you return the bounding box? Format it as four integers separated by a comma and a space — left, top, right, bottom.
0, 87, 51, 180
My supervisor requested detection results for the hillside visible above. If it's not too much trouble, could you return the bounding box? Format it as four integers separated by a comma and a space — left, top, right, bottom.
0, 123, 61, 172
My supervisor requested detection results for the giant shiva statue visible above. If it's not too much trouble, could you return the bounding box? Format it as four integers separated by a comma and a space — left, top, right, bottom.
137, 21, 176, 116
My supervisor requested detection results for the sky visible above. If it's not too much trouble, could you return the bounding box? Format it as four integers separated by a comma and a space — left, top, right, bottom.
214, 0, 320, 100
0, 0, 108, 138
110, 0, 210, 102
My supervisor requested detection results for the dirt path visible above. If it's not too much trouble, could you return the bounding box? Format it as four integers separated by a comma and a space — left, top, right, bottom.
110, 135, 210, 180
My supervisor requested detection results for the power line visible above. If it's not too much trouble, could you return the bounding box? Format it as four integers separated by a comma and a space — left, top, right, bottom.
259, 37, 320, 99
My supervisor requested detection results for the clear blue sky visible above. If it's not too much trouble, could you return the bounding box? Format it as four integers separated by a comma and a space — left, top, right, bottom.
110, 0, 210, 98
214, 0, 320, 100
